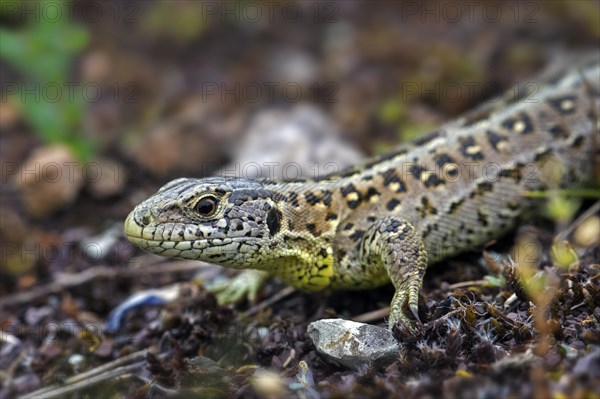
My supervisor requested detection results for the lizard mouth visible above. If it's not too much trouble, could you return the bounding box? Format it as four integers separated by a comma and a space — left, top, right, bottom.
124, 212, 193, 247
123, 212, 147, 241
124, 212, 254, 263
123, 211, 187, 242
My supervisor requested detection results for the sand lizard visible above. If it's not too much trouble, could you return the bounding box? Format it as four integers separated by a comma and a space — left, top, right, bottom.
124, 54, 599, 328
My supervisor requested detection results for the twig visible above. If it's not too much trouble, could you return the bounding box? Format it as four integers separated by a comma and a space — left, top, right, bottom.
241, 286, 296, 318
19, 362, 144, 399
1, 260, 213, 309
447, 279, 488, 290
19, 346, 157, 399
353, 306, 390, 323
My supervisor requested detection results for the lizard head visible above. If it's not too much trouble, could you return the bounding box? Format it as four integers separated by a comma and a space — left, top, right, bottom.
124, 177, 285, 268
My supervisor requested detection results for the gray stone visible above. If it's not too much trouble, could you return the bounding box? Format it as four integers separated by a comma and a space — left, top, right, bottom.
15, 145, 84, 217
307, 319, 400, 370
221, 105, 363, 180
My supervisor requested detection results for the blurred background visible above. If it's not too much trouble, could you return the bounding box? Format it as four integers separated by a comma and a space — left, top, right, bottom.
3, 0, 599, 242
0, 0, 599, 395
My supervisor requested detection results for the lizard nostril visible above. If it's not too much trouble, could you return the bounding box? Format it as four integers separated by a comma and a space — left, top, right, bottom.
141, 214, 151, 226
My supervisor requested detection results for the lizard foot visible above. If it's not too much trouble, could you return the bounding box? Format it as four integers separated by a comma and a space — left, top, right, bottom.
206, 269, 269, 305
388, 282, 422, 330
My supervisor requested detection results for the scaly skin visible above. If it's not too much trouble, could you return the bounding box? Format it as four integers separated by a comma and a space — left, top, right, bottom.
125, 54, 599, 328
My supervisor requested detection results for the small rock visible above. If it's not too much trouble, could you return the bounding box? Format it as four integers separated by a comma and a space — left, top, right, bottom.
572, 347, 599, 378
14, 145, 83, 217
80, 225, 122, 262
0, 208, 27, 244
0, 331, 22, 370
125, 97, 244, 177
80, 50, 111, 82
0, 100, 21, 131
68, 354, 86, 373
0, 209, 35, 274
251, 368, 286, 399
24, 306, 53, 326
84, 157, 126, 199
93, 339, 114, 358
9, 374, 42, 397
491, 350, 538, 374
267, 48, 318, 87
544, 348, 561, 368
570, 340, 585, 350
222, 105, 363, 179
573, 215, 599, 247
307, 319, 400, 370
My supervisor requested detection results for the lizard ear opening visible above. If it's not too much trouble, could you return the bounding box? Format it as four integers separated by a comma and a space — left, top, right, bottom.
266, 208, 282, 236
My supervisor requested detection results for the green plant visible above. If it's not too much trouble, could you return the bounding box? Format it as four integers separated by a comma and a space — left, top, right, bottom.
0, 0, 92, 160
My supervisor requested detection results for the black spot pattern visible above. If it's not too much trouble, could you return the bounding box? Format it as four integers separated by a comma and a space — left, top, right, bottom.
486, 130, 509, 151
288, 192, 300, 207
547, 96, 576, 115
571, 135, 585, 148
364, 187, 380, 201
423, 173, 443, 188
387, 198, 401, 211
380, 168, 407, 192
501, 112, 534, 134
349, 230, 365, 241
548, 124, 569, 139
448, 198, 465, 214
459, 136, 485, 160
326, 212, 337, 221
306, 223, 320, 237
266, 208, 282, 236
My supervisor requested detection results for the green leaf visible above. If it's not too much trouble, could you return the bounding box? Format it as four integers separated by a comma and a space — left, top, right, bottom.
0, 1, 93, 161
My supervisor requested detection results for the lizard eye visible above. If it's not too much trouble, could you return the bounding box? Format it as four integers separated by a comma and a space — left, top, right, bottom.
195, 196, 218, 217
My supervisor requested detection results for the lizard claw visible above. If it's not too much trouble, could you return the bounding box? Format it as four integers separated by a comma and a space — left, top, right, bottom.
388, 283, 423, 329
410, 303, 421, 324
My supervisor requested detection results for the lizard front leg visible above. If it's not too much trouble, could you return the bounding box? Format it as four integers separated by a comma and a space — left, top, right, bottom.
206, 269, 270, 304
361, 217, 427, 329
